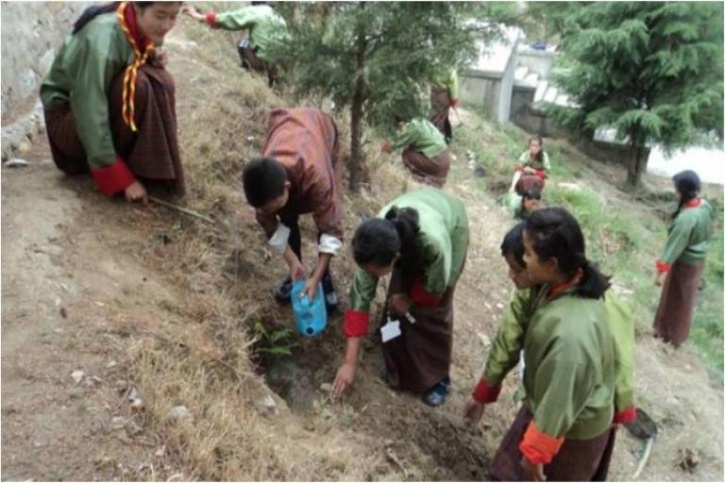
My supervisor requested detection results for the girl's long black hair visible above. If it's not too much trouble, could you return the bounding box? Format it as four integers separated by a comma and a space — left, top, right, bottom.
525, 207, 610, 299
72, 2, 119, 35
352, 206, 420, 271
671, 170, 701, 220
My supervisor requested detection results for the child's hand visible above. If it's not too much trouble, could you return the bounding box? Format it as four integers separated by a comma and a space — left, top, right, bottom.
463, 397, 486, 426
388, 293, 412, 316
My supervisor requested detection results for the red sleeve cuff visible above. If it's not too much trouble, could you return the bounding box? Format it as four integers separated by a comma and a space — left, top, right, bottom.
450, 98, 459, 108
91, 156, 135, 196
519, 421, 566, 465
409, 277, 443, 307
655, 260, 671, 273
205, 11, 218, 27
343, 310, 370, 338
535, 169, 547, 179
613, 406, 637, 425
472, 378, 501, 404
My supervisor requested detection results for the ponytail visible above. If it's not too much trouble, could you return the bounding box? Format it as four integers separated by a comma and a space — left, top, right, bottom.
384, 206, 420, 270
526, 207, 610, 299
72, 2, 119, 35
671, 170, 701, 220
575, 255, 611, 299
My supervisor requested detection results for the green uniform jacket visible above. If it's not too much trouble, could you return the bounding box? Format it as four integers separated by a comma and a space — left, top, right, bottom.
40, 12, 137, 171
390, 119, 448, 159
348, 188, 469, 314
523, 290, 615, 440
483, 286, 547, 386
208, 5, 288, 62
518, 150, 552, 172
604, 291, 635, 413
659, 200, 714, 267
482, 287, 634, 425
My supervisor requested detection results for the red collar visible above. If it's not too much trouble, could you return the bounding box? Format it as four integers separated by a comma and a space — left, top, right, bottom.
684, 198, 702, 209
547, 267, 584, 299
122, 2, 151, 52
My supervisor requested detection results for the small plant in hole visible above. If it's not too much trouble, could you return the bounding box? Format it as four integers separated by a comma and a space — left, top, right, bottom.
252, 321, 299, 369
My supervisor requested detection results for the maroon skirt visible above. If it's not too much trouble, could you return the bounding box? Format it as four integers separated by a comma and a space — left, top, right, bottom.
489, 406, 616, 481
401, 148, 452, 188
653, 260, 705, 346
380, 253, 467, 394
44, 65, 185, 195
429, 86, 452, 142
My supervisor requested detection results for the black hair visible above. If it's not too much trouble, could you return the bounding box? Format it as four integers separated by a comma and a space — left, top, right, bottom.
528, 135, 544, 163
352, 206, 420, 270
500, 222, 526, 268
672, 170, 701, 220
525, 207, 610, 299
72, 2, 176, 35
73, 2, 119, 34
242, 157, 288, 208
251, 1, 269, 5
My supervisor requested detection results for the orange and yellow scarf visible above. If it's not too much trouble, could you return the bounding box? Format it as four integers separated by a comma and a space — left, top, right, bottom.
116, 2, 154, 132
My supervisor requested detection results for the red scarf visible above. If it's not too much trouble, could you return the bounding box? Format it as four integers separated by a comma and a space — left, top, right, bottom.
116, 2, 154, 132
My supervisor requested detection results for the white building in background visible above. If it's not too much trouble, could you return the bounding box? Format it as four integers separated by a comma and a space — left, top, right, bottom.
458, 25, 523, 124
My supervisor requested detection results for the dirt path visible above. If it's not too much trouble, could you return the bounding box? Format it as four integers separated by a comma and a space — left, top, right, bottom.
1, 143, 186, 481
2, 24, 723, 482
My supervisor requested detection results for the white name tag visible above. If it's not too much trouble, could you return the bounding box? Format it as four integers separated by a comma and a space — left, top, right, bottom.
381, 319, 402, 343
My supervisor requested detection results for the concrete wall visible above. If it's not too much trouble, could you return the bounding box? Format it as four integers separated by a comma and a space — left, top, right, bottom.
511, 86, 568, 138
497, 41, 518, 123
459, 44, 519, 124
509, 92, 647, 167
573, 138, 647, 168
1, 1, 92, 118
517, 46, 555, 80
1, 1, 92, 160
459, 72, 502, 121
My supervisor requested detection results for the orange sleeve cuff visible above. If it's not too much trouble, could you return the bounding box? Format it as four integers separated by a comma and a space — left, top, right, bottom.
472, 378, 501, 404
91, 156, 135, 196
519, 421, 566, 465
343, 310, 369, 338
613, 406, 637, 425
655, 260, 671, 273
205, 11, 218, 27
409, 277, 443, 308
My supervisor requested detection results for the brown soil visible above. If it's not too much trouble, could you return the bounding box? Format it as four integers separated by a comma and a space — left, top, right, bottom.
2, 20, 723, 483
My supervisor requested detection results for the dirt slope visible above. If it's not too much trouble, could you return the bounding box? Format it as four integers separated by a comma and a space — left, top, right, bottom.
2, 23, 723, 482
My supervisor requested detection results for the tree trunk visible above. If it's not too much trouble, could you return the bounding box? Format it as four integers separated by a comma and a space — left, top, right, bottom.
349, 30, 367, 192
625, 137, 649, 191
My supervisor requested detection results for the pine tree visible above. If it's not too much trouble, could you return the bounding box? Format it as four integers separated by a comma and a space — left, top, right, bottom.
274, 2, 511, 191
545, 2, 724, 190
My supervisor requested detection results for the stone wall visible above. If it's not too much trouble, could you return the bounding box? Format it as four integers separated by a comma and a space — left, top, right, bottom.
459, 72, 502, 121
1, 1, 92, 160
516, 46, 555, 80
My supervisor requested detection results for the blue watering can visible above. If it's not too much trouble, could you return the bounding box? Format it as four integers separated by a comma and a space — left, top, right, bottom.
290, 280, 327, 338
